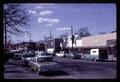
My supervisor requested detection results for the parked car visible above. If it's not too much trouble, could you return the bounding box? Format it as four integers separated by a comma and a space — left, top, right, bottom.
29, 50, 35, 54
4, 49, 14, 62
10, 49, 21, 53
28, 55, 61, 75
56, 51, 69, 57
84, 54, 98, 61
63, 52, 81, 59
35, 51, 45, 55
73, 52, 81, 59
41, 52, 56, 56
13, 52, 22, 60
63, 53, 74, 59
21, 52, 36, 66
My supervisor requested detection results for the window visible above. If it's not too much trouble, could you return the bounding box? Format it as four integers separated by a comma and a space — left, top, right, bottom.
23, 53, 35, 58
92, 51, 96, 53
51, 42, 54, 45
37, 57, 53, 63
33, 58, 36, 62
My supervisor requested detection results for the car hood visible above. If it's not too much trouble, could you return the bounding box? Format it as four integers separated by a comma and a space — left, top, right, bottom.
25, 57, 32, 60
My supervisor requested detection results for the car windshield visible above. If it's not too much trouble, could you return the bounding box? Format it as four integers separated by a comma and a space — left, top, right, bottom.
23, 54, 35, 58
37, 57, 53, 63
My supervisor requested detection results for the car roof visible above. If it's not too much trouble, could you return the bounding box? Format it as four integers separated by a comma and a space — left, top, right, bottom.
35, 55, 52, 58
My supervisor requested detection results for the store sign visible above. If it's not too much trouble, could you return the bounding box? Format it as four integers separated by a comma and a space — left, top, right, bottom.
90, 49, 99, 55
107, 39, 116, 46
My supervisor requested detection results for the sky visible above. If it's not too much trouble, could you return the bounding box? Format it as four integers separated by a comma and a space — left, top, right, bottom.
10, 3, 116, 43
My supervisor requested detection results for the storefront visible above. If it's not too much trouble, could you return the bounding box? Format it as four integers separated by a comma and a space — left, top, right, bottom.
107, 39, 116, 61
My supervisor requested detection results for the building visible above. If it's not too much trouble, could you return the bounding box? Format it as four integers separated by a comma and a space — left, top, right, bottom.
46, 38, 63, 53
11, 42, 36, 51
63, 32, 116, 61
64, 33, 82, 52
36, 42, 45, 51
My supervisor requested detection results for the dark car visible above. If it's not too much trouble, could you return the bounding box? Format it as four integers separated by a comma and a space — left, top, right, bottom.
63, 52, 81, 59
73, 53, 81, 59
13, 52, 22, 60
41, 52, 56, 56
63, 53, 74, 59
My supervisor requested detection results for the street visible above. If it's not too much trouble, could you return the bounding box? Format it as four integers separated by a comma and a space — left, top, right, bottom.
4, 57, 116, 79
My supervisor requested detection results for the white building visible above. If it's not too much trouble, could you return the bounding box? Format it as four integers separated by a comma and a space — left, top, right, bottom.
64, 32, 116, 61
66, 34, 82, 48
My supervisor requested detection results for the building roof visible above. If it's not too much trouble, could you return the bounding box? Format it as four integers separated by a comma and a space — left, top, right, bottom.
82, 32, 116, 47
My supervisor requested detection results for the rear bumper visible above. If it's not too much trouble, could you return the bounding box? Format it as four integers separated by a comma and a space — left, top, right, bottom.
39, 65, 61, 72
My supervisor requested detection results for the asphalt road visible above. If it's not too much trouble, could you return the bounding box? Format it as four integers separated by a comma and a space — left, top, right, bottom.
4, 57, 116, 79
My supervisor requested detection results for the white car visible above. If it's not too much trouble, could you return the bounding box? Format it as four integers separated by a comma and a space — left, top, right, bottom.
21, 52, 35, 66
28, 55, 61, 74
56, 51, 64, 57
56, 51, 69, 57
35, 51, 45, 55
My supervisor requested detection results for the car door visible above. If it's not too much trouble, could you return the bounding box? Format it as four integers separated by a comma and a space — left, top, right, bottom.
33, 58, 38, 71
35, 58, 41, 72
29, 58, 34, 69
30, 58, 36, 70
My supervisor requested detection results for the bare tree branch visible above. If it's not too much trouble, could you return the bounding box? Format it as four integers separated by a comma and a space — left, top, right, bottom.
76, 27, 91, 38
3, 4, 30, 35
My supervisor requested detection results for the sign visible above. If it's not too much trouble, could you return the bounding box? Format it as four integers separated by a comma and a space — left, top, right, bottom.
107, 39, 116, 46
90, 49, 99, 55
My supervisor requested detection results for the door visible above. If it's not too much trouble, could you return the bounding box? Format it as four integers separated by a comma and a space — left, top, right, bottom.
99, 50, 108, 60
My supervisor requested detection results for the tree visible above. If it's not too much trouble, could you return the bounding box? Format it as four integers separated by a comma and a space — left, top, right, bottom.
110, 30, 116, 33
43, 36, 53, 43
59, 32, 68, 38
38, 40, 44, 43
3, 4, 30, 48
77, 27, 91, 38
99, 32, 106, 34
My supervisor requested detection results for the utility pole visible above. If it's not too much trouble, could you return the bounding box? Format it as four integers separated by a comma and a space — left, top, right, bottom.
4, 11, 7, 49
49, 30, 52, 39
71, 26, 74, 53
94, 26, 96, 45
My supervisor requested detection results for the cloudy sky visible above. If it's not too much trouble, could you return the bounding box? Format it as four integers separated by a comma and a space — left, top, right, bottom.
10, 3, 116, 43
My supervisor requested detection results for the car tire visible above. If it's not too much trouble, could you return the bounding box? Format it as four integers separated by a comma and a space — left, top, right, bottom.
30, 66, 33, 71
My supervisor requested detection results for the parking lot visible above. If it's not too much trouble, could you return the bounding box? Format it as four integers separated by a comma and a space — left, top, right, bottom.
4, 56, 116, 79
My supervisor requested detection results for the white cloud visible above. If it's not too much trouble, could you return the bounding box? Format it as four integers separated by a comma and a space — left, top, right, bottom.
37, 17, 60, 26
37, 17, 44, 23
39, 10, 53, 16
46, 23, 53, 27
28, 10, 36, 15
36, 6, 43, 9
56, 27, 71, 31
